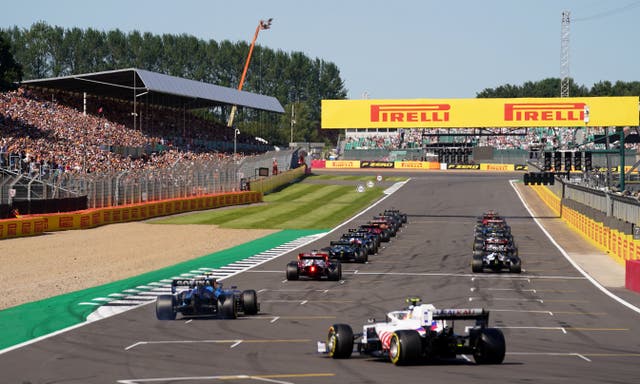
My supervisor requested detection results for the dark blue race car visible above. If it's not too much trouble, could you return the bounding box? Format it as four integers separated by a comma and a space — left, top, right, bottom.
155, 274, 259, 320
323, 239, 368, 263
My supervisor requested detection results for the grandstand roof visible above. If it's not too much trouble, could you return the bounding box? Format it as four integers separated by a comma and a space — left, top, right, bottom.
20, 68, 285, 113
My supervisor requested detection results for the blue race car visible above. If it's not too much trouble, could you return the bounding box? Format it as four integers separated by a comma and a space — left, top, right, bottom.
323, 239, 368, 263
156, 274, 259, 320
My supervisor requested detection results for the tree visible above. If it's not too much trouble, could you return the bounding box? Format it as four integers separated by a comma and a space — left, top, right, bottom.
0, 32, 22, 90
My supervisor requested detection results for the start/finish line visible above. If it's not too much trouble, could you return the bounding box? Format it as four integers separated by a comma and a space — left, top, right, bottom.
321, 96, 639, 129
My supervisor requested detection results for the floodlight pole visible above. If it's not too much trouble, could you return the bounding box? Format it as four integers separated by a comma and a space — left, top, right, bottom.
227, 18, 272, 160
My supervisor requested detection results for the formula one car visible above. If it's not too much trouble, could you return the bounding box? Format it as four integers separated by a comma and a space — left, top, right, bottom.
320, 297, 505, 366
472, 241, 521, 274
359, 223, 391, 243
473, 233, 516, 252
155, 274, 259, 320
371, 216, 399, 236
476, 210, 502, 224
474, 219, 511, 237
383, 209, 408, 224
286, 251, 342, 281
323, 239, 368, 263
341, 230, 379, 255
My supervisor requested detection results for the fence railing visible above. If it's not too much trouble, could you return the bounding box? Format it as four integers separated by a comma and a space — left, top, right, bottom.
1, 149, 296, 209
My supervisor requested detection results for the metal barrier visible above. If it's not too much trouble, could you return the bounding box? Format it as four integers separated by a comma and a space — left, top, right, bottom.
1, 149, 296, 209
535, 165, 640, 230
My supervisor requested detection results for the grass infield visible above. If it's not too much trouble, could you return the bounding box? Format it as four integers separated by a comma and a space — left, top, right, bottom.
151, 174, 401, 229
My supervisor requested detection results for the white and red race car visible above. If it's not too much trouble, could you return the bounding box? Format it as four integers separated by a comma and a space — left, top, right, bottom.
319, 297, 505, 365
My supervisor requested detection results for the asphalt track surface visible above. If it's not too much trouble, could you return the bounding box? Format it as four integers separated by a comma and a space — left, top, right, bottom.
3, 171, 640, 383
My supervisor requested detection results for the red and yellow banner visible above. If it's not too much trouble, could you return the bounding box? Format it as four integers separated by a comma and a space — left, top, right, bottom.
321, 97, 639, 128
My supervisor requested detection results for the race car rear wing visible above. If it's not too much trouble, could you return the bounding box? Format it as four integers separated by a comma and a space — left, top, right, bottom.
170, 278, 215, 293
433, 308, 490, 324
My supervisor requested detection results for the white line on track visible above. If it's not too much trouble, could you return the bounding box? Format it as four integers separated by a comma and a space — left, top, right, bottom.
507, 351, 592, 362
469, 297, 544, 303
510, 179, 640, 315
116, 374, 302, 384
575, 353, 592, 362
251, 270, 585, 280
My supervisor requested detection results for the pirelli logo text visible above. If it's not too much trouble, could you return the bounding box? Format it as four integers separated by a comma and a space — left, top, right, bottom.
371, 104, 451, 123
504, 102, 586, 122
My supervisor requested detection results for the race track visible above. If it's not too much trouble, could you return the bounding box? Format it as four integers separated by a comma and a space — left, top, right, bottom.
2, 172, 640, 384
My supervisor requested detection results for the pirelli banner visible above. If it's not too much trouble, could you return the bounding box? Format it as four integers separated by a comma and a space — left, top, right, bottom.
321, 97, 639, 128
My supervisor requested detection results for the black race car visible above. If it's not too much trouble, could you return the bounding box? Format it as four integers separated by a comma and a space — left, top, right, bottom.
383, 209, 408, 224
323, 239, 368, 263
286, 251, 342, 281
472, 237, 521, 274
155, 274, 259, 320
359, 223, 391, 243
341, 230, 379, 255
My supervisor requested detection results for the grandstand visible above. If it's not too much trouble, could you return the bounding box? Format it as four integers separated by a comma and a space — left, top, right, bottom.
0, 69, 295, 217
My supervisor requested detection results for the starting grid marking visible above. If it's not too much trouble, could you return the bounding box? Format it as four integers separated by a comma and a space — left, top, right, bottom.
84, 232, 328, 322
117, 373, 335, 384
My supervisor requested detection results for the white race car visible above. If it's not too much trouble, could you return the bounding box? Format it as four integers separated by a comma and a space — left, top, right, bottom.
319, 297, 505, 365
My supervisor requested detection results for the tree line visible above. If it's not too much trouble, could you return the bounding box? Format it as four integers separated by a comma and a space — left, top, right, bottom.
477, 77, 640, 98
1, 22, 347, 145
2, 22, 639, 146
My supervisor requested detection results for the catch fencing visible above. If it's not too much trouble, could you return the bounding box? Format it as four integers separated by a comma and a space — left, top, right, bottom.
1, 149, 295, 210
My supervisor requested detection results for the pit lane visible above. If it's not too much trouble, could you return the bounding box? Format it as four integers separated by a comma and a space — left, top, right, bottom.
2, 171, 640, 383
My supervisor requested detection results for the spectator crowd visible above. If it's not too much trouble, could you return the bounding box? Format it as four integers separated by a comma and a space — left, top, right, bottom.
0, 88, 271, 179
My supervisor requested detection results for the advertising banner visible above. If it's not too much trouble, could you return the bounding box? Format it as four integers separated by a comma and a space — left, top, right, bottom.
447, 164, 481, 170
360, 160, 395, 169
321, 97, 639, 128
394, 161, 439, 170
480, 163, 515, 171
325, 160, 361, 169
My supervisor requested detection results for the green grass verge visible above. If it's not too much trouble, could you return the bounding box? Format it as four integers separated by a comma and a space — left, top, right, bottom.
0, 229, 322, 351
152, 175, 391, 229
311, 174, 406, 182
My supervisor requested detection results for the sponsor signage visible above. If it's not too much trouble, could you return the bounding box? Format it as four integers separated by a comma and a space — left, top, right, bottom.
394, 161, 433, 170
321, 97, 638, 128
326, 160, 361, 169
360, 160, 395, 169
480, 163, 515, 171
447, 164, 481, 170
514, 164, 528, 171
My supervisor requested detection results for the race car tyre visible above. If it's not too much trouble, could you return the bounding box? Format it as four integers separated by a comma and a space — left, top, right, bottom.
241, 290, 259, 315
389, 330, 421, 365
471, 258, 484, 273
473, 328, 506, 364
356, 250, 368, 263
472, 250, 484, 259
329, 262, 342, 281
219, 295, 237, 319
473, 241, 484, 251
328, 324, 353, 359
510, 259, 522, 274
156, 295, 176, 320
286, 261, 299, 281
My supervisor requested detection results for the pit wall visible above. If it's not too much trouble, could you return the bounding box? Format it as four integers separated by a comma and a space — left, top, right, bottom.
0, 191, 262, 240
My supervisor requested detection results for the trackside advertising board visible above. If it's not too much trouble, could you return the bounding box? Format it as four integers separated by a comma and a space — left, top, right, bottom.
321, 97, 639, 128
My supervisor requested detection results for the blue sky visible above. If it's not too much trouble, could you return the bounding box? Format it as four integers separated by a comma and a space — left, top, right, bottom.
2, 0, 639, 99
